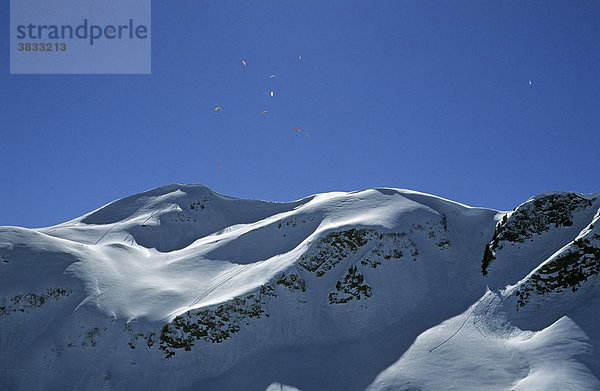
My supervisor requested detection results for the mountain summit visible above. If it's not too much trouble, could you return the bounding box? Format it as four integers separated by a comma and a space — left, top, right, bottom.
1, 185, 599, 390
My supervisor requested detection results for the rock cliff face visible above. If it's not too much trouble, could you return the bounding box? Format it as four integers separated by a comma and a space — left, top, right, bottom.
1, 185, 599, 390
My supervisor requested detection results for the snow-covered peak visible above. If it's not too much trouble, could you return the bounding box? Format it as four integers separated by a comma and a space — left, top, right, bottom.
80, 184, 217, 225
5, 186, 495, 322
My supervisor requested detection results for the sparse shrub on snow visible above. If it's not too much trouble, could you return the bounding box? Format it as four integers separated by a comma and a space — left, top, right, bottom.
159, 285, 280, 357
329, 265, 372, 304
481, 193, 597, 275
0, 287, 72, 316
513, 236, 600, 308
276, 273, 306, 292
299, 229, 370, 277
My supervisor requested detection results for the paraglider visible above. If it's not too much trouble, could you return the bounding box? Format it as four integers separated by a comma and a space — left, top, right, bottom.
529, 80, 532, 88
209, 55, 315, 136
293, 128, 309, 136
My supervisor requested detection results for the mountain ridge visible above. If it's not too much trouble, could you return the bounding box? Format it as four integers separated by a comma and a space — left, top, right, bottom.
1, 185, 599, 390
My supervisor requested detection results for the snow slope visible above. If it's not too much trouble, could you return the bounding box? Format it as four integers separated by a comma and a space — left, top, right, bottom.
1, 184, 599, 390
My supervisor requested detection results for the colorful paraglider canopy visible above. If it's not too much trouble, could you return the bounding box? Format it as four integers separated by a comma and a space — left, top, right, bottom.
241, 60, 247, 67
261, 110, 268, 114
214, 107, 222, 111
293, 128, 309, 136
269, 75, 276, 78
270, 91, 274, 97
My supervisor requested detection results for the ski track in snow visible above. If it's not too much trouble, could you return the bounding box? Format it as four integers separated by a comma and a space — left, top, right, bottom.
188, 264, 255, 309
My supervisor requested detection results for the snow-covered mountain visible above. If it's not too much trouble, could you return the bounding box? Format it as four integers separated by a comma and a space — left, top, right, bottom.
1, 185, 599, 390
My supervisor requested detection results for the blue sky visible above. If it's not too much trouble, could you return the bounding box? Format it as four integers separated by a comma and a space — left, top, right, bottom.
2, 1, 600, 228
